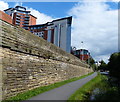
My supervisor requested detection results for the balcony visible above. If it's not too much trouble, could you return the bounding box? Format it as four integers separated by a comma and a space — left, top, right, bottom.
25, 15, 30, 18
24, 18, 29, 21
16, 17, 20, 20
24, 22, 29, 24
16, 22, 20, 25
16, 14, 21, 17
23, 20, 29, 24
22, 24, 29, 26
16, 20, 20, 23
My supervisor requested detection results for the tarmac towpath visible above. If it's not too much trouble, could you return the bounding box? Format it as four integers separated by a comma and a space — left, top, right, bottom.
23, 72, 97, 101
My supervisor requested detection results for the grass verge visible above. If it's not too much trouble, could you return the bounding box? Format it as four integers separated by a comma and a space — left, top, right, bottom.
68, 73, 101, 102
68, 73, 120, 102
3, 72, 94, 102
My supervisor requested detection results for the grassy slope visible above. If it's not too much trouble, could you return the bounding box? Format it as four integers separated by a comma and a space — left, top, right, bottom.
3, 72, 94, 102
68, 73, 101, 101
68, 73, 120, 102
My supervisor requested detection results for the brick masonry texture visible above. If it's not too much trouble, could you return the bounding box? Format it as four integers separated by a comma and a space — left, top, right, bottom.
0, 20, 93, 100
0, 11, 12, 25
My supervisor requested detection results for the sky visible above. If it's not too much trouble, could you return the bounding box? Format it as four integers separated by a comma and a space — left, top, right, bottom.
0, 0, 119, 63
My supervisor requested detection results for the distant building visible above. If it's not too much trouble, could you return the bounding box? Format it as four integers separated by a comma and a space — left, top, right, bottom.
25, 17, 72, 53
4, 6, 37, 27
72, 49, 90, 61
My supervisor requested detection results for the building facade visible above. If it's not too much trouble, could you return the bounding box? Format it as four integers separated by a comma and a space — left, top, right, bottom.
72, 49, 90, 61
0, 10, 12, 24
4, 6, 36, 27
25, 17, 72, 53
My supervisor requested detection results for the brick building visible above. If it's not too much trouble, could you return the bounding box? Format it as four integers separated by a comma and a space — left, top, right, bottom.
72, 49, 91, 61
4, 6, 37, 27
25, 17, 72, 53
0, 10, 12, 24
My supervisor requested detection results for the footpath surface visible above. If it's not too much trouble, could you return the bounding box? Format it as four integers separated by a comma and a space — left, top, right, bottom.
23, 72, 97, 101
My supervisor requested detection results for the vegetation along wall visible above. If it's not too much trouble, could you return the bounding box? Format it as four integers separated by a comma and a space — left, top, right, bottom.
0, 19, 93, 100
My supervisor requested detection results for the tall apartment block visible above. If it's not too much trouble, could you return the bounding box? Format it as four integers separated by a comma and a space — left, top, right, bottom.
25, 17, 72, 53
4, 6, 37, 27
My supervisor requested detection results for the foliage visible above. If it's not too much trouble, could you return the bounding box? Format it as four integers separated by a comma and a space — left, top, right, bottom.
68, 74, 120, 102
91, 64, 98, 71
68, 52, 120, 102
108, 52, 120, 81
68, 73, 101, 101
98, 60, 108, 71
89, 58, 95, 65
86, 57, 98, 71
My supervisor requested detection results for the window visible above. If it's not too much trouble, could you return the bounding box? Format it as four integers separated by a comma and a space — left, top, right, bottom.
84, 50, 88, 55
23, 27, 28, 30
30, 31, 33, 33
76, 51, 80, 55
74, 51, 77, 55
38, 32, 44, 38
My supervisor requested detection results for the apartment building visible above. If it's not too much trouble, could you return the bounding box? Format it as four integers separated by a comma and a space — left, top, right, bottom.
25, 16, 72, 53
72, 49, 91, 61
4, 6, 37, 27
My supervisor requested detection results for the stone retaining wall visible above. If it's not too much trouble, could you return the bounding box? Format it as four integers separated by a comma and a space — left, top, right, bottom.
0, 20, 93, 100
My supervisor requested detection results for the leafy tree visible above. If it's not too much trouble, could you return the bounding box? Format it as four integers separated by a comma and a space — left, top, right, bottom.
108, 52, 120, 81
98, 60, 108, 71
86, 58, 98, 71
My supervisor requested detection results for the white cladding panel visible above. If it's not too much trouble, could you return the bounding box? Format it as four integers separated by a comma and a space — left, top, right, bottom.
53, 19, 71, 53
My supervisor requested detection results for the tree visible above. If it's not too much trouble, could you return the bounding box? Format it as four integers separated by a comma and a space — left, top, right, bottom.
71, 46, 76, 54
108, 52, 120, 80
86, 57, 98, 71
98, 60, 108, 71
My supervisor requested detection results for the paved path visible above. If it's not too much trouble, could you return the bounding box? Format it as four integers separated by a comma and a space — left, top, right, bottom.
23, 72, 97, 101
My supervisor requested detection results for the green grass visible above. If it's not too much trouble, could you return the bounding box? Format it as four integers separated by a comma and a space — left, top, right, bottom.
91, 77, 120, 102
68, 73, 120, 102
3, 72, 94, 102
68, 73, 102, 101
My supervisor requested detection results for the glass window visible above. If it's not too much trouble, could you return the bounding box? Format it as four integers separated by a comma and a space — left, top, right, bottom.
74, 51, 77, 55
30, 27, 33, 30
76, 51, 80, 55
84, 50, 88, 55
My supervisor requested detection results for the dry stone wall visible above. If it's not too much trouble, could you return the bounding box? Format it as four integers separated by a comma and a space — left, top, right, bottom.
0, 20, 93, 100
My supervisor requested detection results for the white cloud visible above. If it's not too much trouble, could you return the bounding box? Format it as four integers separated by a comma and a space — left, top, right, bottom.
27, 7, 54, 24
0, 0, 54, 24
95, 54, 111, 63
0, 1, 9, 11
68, 1, 118, 63
14, 2, 23, 7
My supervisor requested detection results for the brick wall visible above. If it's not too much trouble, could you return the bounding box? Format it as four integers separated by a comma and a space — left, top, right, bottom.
0, 19, 93, 100
29, 15, 36, 25
0, 11, 12, 24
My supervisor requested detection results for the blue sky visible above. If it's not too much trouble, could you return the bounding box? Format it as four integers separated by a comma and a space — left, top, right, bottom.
8, 2, 118, 18
8, 2, 77, 18
0, 1, 118, 63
